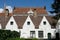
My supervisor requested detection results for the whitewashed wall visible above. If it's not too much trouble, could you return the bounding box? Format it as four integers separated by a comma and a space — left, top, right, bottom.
20, 16, 35, 38
5, 16, 19, 32
56, 19, 60, 29
20, 16, 56, 39
5, 16, 56, 39
51, 29, 56, 38
39, 16, 55, 39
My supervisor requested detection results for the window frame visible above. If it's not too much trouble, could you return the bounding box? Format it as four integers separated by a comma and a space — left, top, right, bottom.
30, 31, 35, 38
38, 31, 43, 38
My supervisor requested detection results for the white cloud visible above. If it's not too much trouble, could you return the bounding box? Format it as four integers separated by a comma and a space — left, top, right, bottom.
0, 8, 3, 13
47, 12, 56, 16
6, 6, 13, 13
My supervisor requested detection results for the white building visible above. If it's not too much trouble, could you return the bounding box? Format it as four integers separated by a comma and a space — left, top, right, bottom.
0, 7, 58, 39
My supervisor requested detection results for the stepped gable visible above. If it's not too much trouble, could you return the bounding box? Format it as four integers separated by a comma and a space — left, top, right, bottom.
46, 16, 58, 28
13, 7, 48, 15
13, 16, 27, 29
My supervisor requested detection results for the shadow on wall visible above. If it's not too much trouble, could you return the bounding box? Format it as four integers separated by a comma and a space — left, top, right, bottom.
51, 33, 59, 40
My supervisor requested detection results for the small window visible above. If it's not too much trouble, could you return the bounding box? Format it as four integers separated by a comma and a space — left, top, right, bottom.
27, 21, 30, 25
38, 31, 43, 38
10, 21, 13, 25
30, 31, 35, 38
43, 21, 46, 25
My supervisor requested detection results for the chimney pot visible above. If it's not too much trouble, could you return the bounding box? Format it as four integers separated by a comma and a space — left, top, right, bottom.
44, 6, 46, 9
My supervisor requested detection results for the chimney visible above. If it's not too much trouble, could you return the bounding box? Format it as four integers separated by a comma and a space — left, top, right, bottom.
5, 9, 9, 17
13, 6, 16, 15
44, 6, 46, 9
13, 6, 16, 10
33, 9, 37, 17
3, 1, 9, 17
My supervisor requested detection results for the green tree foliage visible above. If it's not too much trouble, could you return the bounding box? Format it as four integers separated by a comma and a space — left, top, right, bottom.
6, 37, 20, 40
0, 29, 20, 40
6, 38, 38, 40
52, 0, 60, 13
51, 0, 60, 20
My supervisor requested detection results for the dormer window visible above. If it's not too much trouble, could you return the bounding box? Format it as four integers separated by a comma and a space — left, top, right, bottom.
10, 21, 13, 25
27, 21, 30, 25
29, 13, 33, 14
43, 21, 46, 25
27, 8, 34, 15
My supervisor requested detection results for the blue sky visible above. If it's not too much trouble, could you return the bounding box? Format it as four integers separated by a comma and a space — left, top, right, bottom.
0, 0, 54, 11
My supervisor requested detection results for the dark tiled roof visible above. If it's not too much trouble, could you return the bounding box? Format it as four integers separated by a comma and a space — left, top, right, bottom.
13, 16, 27, 29
0, 16, 58, 29
0, 16, 11, 29
0, 7, 57, 29
46, 16, 58, 28
30, 16, 43, 29
14, 7, 48, 15
13, 16, 43, 29
0, 13, 13, 16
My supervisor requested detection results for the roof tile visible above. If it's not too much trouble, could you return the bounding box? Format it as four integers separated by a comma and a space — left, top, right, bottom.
14, 8, 48, 15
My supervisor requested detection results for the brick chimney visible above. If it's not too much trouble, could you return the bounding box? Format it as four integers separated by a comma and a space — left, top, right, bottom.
33, 9, 37, 17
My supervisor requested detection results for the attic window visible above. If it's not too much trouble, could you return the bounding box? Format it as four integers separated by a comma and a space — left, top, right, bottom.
10, 21, 13, 25
27, 21, 30, 25
43, 21, 46, 25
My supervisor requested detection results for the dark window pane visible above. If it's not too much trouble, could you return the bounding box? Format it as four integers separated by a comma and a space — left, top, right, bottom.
43, 21, 46, 25
38, 31, 43, 38
30, 31, 35, 38
19, 31, 21, 37
27, 21, 30, 25
48, 33, 51, 39
10, 21, 13, 25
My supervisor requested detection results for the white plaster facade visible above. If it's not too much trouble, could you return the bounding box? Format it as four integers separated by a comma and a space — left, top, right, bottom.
20, 16, 56, 39
5, 16, 19, 32
39, 16, 52, 39
4, 16, 56, 39
20, 16, 35, 38
0, 7, 58, 39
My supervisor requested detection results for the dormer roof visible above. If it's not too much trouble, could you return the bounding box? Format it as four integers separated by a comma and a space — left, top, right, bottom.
27, 8, 34, 13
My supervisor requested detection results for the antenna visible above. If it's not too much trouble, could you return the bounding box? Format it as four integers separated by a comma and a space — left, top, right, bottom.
4, 0, 6, 9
